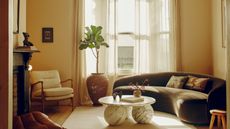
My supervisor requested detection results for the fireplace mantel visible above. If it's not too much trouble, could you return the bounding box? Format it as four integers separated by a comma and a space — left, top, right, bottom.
13, 48, 40, 115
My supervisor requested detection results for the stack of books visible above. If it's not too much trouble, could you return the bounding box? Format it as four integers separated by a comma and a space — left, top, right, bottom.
121, 96, 144, 103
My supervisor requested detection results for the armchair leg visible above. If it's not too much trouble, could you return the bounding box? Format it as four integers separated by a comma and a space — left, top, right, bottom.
42, 100, 45, 113
71, 98, 74, 111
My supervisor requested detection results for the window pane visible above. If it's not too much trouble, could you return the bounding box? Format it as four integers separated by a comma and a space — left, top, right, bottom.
117, 0, 135, 33
118, 46, 134, 72
160, 0, 169, 32
117, 34, 135, 46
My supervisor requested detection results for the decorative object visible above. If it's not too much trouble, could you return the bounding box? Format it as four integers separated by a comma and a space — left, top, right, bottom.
112, 93, 117, 100
22, 32, 33, 46
86, 73, 108, 106
112, 91, 122, 101
184, 76, 209, 92
42, 27, 53, 42
79, 25, 109, 106
133, 89, 142, 97
221, 0, 227, 48
118, 91, 122, 99
129, 79, 148, 97
79, 25, 109, 73
13, 0, 20, 34
166, 76, 188, 89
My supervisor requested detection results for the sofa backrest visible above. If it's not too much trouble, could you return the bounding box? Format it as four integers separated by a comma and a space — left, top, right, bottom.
113, 72, 226, 94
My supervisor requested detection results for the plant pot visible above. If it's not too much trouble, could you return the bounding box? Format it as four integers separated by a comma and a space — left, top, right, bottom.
86, 73, 108, 106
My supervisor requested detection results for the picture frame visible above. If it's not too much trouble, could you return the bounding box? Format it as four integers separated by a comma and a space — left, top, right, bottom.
13, 0, 20, 34
42, 28, 53, 43
221, 0, 227, 48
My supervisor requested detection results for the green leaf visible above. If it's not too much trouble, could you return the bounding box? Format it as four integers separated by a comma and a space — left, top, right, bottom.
91, 25, 97, 35
85, 27, 91, 34
96, 36, 104, 42
79, 43, 88, 50
79, 25, 108, 51
101, 43, 109, 47
88, 43, 95, 48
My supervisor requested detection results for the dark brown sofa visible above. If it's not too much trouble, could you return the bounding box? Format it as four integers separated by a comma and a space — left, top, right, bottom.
113, 72, 226, 124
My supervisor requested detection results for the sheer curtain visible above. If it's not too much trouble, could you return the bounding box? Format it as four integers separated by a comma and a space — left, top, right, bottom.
82, 0, 180, 96
73, 0, 92, 105
105, 0, 180, 74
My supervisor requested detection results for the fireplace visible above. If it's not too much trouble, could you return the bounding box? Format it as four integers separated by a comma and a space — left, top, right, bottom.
13, 48, 39, 115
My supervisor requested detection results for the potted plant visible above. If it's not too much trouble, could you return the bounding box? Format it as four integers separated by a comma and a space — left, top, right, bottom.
79, 25, 109, 106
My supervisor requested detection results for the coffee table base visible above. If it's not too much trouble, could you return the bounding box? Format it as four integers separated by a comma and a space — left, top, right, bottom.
104, 104, 154, 125
104, 105, 128, 125
132, 105, 154, 124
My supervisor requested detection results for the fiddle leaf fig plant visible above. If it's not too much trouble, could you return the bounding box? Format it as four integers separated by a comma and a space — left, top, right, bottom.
79, 25, 109, 73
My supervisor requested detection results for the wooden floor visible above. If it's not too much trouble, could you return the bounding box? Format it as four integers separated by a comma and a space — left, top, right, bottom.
31, 105, 73, 125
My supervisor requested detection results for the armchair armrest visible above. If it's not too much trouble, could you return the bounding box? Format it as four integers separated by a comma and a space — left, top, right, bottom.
207, 85, 226, 110
30, 81, 45, 99
60, 79, 73, 88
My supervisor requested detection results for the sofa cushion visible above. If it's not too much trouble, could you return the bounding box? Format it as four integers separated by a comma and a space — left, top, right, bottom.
184, 76, 209, 92
166, 76, 188, 89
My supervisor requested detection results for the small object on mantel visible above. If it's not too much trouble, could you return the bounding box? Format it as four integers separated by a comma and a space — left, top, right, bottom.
23, 32, 34, 46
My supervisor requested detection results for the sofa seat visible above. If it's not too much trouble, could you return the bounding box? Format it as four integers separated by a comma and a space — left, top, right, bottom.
113, 72, 226, 124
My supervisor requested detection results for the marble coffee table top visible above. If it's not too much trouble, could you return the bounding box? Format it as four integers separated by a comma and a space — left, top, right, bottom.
99, 95, 156, 106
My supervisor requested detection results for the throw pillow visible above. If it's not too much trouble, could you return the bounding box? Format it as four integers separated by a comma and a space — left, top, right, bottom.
166, 76, 188, 89
184, 76, 209, 91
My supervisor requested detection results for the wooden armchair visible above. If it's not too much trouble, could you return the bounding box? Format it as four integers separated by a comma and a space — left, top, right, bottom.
30, 70, 74, 112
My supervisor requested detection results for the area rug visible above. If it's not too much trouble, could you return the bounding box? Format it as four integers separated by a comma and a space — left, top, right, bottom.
63, 106, 210, 129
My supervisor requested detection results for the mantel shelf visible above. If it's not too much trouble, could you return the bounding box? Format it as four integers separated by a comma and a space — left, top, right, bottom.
13, 49, 40, 53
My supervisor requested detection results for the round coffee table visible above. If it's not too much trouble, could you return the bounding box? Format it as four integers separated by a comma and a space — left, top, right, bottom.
98, 95, 156, 126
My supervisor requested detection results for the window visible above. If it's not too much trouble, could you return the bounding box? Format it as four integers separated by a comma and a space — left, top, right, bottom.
84, 0, 177, 75
112, 0, 171, 74
118, 46, 134, 72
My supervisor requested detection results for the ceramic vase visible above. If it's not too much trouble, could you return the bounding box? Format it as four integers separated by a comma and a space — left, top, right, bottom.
86, 73, 108, 106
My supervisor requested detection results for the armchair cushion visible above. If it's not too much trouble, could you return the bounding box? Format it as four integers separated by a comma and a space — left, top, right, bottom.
33, 87, 73, 97
31, 70, 62, 92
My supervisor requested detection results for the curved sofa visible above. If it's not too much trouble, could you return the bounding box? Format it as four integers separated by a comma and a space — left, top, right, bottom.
113, 72, 226, 124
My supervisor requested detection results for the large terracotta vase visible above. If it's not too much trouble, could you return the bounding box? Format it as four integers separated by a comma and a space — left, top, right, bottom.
86, 73, 108, 106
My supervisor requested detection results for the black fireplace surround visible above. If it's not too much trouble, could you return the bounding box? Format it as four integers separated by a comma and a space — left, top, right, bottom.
13, 49, 39, 115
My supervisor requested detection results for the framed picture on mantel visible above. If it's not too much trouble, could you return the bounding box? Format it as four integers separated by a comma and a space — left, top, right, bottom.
42, 27, 53, 43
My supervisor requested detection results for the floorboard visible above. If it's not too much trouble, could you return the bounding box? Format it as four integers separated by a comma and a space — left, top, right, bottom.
31, 105, 72, 125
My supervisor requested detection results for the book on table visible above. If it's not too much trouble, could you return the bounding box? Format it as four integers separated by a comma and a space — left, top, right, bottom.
121, 96, 144, 103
